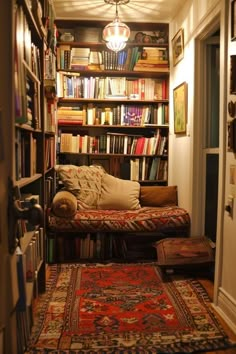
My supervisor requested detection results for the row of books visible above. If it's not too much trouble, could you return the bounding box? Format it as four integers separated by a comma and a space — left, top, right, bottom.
15, 5, 42, 126
44, 47, 57, 80
45, 136, 56, 171
15, 130, 38, 180
47, 233, 105, 263
26, 77, 41, 129
58, 131, 167, 156
56, 73, 168, 100
133, 46, 169, 72
47, 231, 160, 263
57, 46, 168, 72
16, 228, 44, 350
57, 103, 168, 126
44, 97, 57, 133
16, 307, 33, 354
45, 175, 56, 208
20, 229, 44, 283
130, 157, 168, 181
16, 228, 44, 309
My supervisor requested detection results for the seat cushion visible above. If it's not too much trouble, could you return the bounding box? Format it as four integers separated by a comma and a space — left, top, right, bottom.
48, 206, 190, 234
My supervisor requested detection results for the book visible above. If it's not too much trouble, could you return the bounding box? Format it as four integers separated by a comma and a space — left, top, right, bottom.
58, 119, 83, 126
148, 157, 160, 180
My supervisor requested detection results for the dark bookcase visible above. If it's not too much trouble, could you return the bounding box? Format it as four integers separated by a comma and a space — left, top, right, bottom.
13, 0, 57, 352
55, 20, 170, 185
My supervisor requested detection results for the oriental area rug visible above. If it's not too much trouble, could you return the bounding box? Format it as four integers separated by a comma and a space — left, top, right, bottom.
28, 263, 235, 353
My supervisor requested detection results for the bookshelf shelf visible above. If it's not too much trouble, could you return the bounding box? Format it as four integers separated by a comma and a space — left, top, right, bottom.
58, 97, 169, 104
57, 69, 169, 78
57, 123, 169, 129
15, 174, 43, 188
58, 41, 169, 48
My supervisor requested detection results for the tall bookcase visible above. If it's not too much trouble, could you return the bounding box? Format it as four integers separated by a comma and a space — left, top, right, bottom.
55, 21, 169, 185
13, 0, 56, 352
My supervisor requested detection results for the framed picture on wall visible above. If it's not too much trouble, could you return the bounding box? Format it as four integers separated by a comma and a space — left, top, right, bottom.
172, 28, 184, 66
173, 82, 188, 134
231, 0, 236, 40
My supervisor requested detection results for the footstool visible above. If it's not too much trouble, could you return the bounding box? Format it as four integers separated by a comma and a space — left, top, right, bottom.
154, 236, 215, 275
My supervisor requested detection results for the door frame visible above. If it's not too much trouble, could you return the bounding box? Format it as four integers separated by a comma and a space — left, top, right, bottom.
193, 8, 228, 305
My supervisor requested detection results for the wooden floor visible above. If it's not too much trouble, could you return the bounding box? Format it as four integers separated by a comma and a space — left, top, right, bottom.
197, 277, 236, 354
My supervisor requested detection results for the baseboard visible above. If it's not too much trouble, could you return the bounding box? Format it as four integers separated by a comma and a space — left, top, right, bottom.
212, 286, 236, 334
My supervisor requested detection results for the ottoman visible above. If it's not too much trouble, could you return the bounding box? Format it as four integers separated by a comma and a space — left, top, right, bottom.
154, 236, 215, 275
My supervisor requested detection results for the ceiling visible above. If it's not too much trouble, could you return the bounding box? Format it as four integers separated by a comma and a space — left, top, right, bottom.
52, 0, 185, 23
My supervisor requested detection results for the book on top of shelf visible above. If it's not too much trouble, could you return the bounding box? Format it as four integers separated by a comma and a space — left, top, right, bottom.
134, 63, 169, 70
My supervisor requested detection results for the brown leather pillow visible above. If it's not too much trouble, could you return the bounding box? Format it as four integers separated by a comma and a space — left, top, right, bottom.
140, 185, 178, 207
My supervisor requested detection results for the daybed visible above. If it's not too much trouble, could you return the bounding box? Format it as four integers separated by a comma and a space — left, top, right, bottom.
47, 165, 191, 261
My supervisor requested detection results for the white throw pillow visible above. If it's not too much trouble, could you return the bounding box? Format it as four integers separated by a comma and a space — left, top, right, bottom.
98, 174, 141, 210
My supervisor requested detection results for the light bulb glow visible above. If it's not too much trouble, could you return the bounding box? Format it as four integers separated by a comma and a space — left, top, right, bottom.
103, 15, 130, 52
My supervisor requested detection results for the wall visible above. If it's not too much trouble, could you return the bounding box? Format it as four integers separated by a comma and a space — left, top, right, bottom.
169, 0, 236, 332
169, 0, 223, 218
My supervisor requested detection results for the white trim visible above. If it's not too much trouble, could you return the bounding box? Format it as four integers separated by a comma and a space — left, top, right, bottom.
213, 0, 229, 306
212, 287, 236, 334
192, 16, 221, 237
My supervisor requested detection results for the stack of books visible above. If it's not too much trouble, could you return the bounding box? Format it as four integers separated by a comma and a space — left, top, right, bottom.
57, 106, 86, 125
70, 47, 90, 70
133, 47, 169, 72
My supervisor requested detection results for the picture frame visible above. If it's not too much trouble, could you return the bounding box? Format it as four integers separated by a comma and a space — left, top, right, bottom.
231, 0, 236, 40
172, 28, 184, 66
173, 82, 188, 134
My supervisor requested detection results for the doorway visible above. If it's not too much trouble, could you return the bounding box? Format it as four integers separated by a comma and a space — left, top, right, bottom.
193, 25, 221, 245
204, 35, 220, 243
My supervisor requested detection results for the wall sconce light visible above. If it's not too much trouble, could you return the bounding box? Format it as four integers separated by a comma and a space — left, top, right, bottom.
103, 0, 130, 52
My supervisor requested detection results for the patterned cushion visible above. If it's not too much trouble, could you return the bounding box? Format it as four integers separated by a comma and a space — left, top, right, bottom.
55, 165, 105, 209
48, 206, 190, 234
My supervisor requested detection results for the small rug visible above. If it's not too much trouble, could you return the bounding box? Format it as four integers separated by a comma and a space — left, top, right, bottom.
28, 263, 235, 353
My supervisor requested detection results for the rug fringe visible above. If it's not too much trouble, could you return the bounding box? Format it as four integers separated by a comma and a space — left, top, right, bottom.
27, 337, 236, 354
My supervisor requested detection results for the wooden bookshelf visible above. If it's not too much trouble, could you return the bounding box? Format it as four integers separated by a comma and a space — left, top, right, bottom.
54, 20, 169, 185
13, 0, 57, 352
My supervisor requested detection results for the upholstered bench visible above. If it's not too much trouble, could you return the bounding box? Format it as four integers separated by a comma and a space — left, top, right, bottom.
46, 165, 191, 262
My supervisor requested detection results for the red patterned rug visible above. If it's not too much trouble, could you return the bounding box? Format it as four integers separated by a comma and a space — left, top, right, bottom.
28, 263, 235, 353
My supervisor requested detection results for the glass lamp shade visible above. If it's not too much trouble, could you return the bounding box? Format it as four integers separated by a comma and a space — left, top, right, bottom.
103, 17, 130, 52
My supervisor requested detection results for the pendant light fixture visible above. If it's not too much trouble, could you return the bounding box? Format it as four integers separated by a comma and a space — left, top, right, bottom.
103, 0, 130, 52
